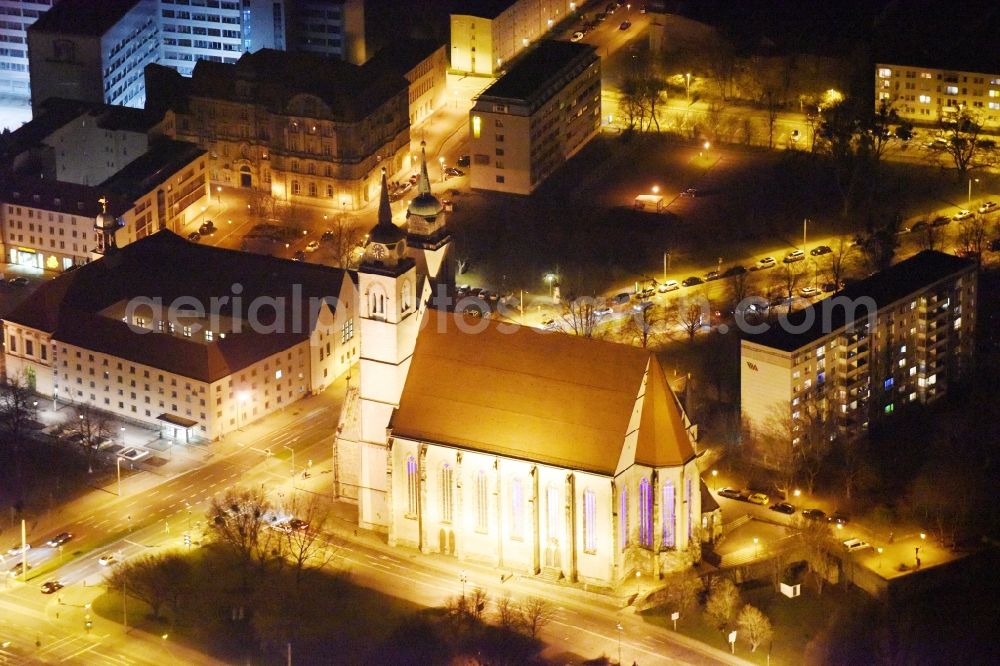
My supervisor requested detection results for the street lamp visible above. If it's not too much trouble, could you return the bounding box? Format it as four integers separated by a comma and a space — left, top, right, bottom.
544, 272, 557, 299
438, 156, 446, 183
117, 456, 123, 496
460, 570, 468, 598
283, 444, 295, 490
711, 469, 718, 490
968, 177, 980, 204
685, 72, 691, 100
215, 185, 222, 204
237, 391, 250, 430
120, 426, 126, 445
616, 622, 623, 665
753, 537, 759, 558
877, 546, 883, 569
651, 185, 659, 194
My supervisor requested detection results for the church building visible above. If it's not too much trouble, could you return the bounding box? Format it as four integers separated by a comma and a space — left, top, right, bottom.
336, 149, 702, 588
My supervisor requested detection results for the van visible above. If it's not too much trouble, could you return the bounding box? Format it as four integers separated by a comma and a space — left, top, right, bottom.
633, 194, 664, 212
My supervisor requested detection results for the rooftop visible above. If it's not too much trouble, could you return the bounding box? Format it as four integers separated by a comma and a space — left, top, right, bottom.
98, 139, 205, 212
29, 0, 145, 37
745, 251, 975, 352
365, 38, 445, 77
0, 174, 107, 218
477, 40, 598, 106
392, 310, 695, 475
3, 231, 353, 383
450, 0, 518, 20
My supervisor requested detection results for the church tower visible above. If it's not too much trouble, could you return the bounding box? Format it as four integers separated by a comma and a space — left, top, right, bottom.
357, 169, 420, 530
405, 142, 452, 289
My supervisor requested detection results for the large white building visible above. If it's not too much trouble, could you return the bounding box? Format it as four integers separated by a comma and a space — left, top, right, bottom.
469, 40, 600, 194
3, 230, 358, 441
450, 0, 575, 76
335, 160, 703, 587
0, 0, 54, 100
741, 251, 977, 466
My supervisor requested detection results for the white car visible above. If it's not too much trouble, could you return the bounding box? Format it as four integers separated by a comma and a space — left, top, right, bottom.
842, 538, 872, 553
783, 249, 805, 263
570, 31, 584, 42
98, 553, 117, 566
953, 209, 973, 221
978, 201, 998, 214
304, 240, 320, 252
658, 280, 679, 293
6, 543, 30, 556
119, 447, 149, 462
799, 286, 819, 297
593, 306, 613, 317
756, 256, 776, 270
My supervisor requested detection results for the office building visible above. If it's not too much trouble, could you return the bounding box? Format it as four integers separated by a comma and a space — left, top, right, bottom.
146, 48, 409, 209
450, 0, 575, 76
27, 0, 159, 110
2, 230, 358, 441
469, 40, 600, 194
876, 62, 1000, 131
741, 251, 977, 467
158, 0, 244, 77
0, 0, 56, 100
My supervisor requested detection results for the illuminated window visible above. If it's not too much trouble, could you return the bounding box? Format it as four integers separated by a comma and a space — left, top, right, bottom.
920, 72, 932, 79
662, 480, 675, 548
639, 478, 652, 547
274, 369, 282, 380
440, 464, 453, 523
953, 317, 962, 330
619, 485, 628, 550
583, 489, 596, 553
406, 455, 418, 517
510, 476, 523, 539
205, 330, 213, 341
990, 102, 1000, 110
919, 95, 932, 104
471, 115, 481, 138
877, 68, 892, 78
687, 479, 694, 540
475, 470, 488, 532
990, 90, 1000, 98
945, 85, 959, 95
546, 484, 560, 543
884, 403, 894, 414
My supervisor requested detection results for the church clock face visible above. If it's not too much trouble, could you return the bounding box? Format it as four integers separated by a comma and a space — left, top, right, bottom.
371, 244, 386, 260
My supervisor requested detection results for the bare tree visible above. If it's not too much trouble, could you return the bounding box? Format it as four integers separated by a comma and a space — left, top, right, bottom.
661, 569, 702, 616
766, 545, 794, 594
957, 214, 988, 264
560, 296, 599, 338
705, 577, 741, 631
795, 517, 836, 595
494, 593, 520, 631
73, 403, 111, 473
913, 221, 941, 251
623, 303, 663, 348
737, 604, 773, 652
796, 410, 832, 495
728, 271, 751, 312
0, 373, 38, 495
703, 38, 737, 101
763, 88, 780, 149
323, 213, 365, 269
673, 297, 708, 343
827, 239, 852, 287
275, 494, 336, 585
519, 597, 555, 639
773, 264, 798, 304
207, 486, 273, 568
247, 190, 276, 223
934, 109, 997, 175
105, 553, 189, 621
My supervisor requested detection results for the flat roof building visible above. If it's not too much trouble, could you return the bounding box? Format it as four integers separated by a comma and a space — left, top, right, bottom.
876, 62, 1000, 131
469, 40, 600, 194
366, 38, 447, 127
0, 0, 56, 103
740, 251, 977, 467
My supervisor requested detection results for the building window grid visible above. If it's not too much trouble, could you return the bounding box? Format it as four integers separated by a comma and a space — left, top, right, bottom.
662, 480, 675, 548
405, 455, 418, 518
475, 470, 488, 533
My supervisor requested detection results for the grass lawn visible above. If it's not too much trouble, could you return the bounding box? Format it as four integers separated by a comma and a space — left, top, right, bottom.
641, 581, 868, 665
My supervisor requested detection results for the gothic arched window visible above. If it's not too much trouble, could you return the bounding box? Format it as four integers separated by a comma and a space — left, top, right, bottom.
619, 485, 628, 551
475, 470, 488, 533
639, 478, 653, 548
510, 476, 523, 540
583, 489, 597, 554
405, 455, 418, 517
440, 463, 453, 523
662, 479, 675, 548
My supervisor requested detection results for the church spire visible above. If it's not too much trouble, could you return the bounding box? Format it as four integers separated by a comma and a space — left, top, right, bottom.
377, 167, 392, 228
417, 141, 432, 196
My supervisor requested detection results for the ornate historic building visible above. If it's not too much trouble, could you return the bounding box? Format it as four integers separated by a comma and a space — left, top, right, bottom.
146, 49, 410, 210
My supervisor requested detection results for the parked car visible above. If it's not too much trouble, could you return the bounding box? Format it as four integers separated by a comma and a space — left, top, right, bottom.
988, 238, 1000, 252
444, 166, 465, 177
755, 256, 776, 270
747, 492, 769, 505
441, 199, 454, 212
681, 276, 703, 287
680, 187, 698, 198
6, 543, 30, 556
717, 487, 743, 500
98, 553, 117, 566
40, 580, 64, 594
187, 231, 201, 242
292, 250, 305, 261
619, 20, 631, 30
593, 306, 613, 317
304, 240, 320, 252
828, 511, 851, 525
8, 276, 30, 287
721, 265, 747, 278
658, 280, 679, 293
9, 561, 31, 575
783, 249, 805, 263
801, 508, 826, 521
842, 538, 872, 552
571, 31, 585, 42
978, 200, 998, 214
810, 245, 832, 256
821, 282, 839, 293
456, 155, 471, 167
612, 292, 631, 306
931, 215, 951, 227
799, 286, 819, 297
46, 532, 73, 547
199, 221, 216, 235
769, 502, 796, 515
594, 12, 607, 22
953, 209, 973, 221
910, 220, 928, 231
704, 270, 720, 282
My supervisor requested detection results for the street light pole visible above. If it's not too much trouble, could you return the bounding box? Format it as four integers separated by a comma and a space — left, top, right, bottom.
803, 218, 809, 249
283, 445, 295, 490
616, 622, 623, 665
117, 457, 122, 496
968, 177, 979, 204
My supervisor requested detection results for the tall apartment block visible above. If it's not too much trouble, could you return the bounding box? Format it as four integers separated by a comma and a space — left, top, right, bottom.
0, 0, 55, 100
740, 251, 977, 467
27, 0, 159, 110
876, 62, 1000, 131
450, 0, 575, 76
469, 40, 600, 195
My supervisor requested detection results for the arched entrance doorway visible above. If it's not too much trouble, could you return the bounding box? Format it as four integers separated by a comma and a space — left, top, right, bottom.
239, 165, 252, 188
